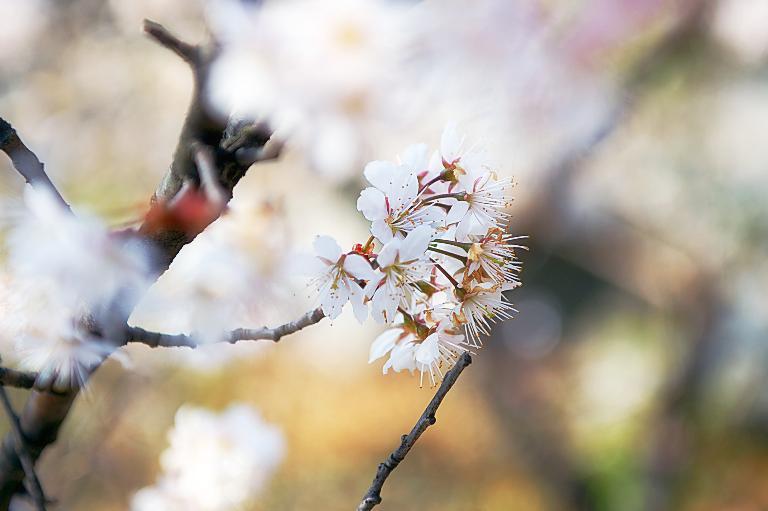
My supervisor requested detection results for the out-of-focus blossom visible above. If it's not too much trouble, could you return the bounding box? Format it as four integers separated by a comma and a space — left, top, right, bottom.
131, 236, 263, 344
207, 0, 405, 178
0, 187, 152, 390
712, 0, 768, 65
131, 403, 285, 511
0, 0, 50, 71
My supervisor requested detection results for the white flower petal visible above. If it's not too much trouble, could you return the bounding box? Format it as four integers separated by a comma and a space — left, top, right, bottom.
440, 122, 463, 163
349, 280, 368, 323
363, 160, 399, 191
399, 225, 434, 262
371, 219, 394, 243
369, 328, 402, 363
371, 281, 401, 324
343, 254, 376, 281
387, 167, 419, 212
445, 200, 470, 225
356, 187, 388, 221
377, 238, 400, 268
313, 235, 342, 262
388, 341, 417, 373
319, 279, 349, 320
415, 333, 440, 366
399, 143, 429, 173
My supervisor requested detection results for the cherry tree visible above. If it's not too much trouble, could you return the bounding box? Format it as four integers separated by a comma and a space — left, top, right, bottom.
0, 2, 526, 509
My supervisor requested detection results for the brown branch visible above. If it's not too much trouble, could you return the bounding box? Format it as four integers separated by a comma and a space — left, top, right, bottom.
142, 19, 200, 65
0, 117, 68, 210
0, 387, 46, 511
125, 308, 325, 348
357, 352, 472, 511
0, 368, 37, 390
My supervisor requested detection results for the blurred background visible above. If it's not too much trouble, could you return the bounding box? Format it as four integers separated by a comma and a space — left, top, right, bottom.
1, 0, 768, 510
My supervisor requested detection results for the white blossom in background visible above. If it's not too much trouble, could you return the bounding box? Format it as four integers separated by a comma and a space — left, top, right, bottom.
129, 195, 293, 370
308, 125, 524, 386
207, 0, 406, 178
711, 0, 768, 65
159, 238, 260, 343
204, 0, 624, 185
0, 187, 152, 390
0, 0, 50, 71
131, 404, 285, 511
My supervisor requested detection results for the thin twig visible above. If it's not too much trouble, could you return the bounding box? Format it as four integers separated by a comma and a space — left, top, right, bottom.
0, 117, 68, 210
357, 352, 472, 511
0, 368, 37, 390
0, 387, 46, 511
191, 142, 227, 207
142, 19, 199, 65
125, 308, 325, 348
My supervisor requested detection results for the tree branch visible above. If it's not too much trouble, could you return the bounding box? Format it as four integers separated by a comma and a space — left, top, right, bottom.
0, 117, 68, 210
0, 368, 37, 390
142, 19, 200, 65
125, 308, 325, 348
0, 20, 277, 507
357, 352, 472, 511
0, 387, 46, 511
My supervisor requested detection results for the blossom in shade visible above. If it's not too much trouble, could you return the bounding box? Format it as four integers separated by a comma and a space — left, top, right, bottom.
207, 0, 406, 178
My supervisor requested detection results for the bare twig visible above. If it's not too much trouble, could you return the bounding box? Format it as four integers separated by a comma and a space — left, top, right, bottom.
142, 19, 199, 65
0, 387, 46, 511
0, 117, 68, 210
0, 368, 37, 390
191, 142, 227, 207
125, 308, 325, 348
357, 352, 472, 511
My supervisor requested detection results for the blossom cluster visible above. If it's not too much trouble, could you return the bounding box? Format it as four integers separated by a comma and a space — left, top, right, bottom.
309, 125, 524, 386
131, 404, 285, 511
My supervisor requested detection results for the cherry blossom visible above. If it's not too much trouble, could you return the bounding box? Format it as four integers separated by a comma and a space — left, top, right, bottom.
357, 155, 444, 243
366, 225, 435, 324
311, 124, 524, 385
308, 235, 376, 322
